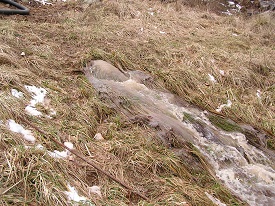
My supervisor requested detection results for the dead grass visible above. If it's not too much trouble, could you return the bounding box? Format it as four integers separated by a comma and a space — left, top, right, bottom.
0, 0, 273, 205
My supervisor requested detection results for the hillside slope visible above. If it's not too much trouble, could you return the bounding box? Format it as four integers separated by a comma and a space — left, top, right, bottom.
0, 0, 274, 205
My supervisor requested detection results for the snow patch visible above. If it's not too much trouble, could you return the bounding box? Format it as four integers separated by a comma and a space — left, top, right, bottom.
65, 184, 87, 202
11, 89, 24, 98
48, 142, 73, 159
88, 186, 102, 197
208, 74, 217, 83
216, 100, 232, 112
25, 85, 47, 116
7, 119, 36, 142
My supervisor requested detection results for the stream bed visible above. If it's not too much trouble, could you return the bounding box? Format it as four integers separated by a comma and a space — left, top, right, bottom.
84, 60, 275, 206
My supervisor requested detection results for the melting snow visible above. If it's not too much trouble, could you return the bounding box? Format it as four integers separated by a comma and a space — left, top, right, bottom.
7, 119, 36, 142
25, 105, 42, 116
216, 100, 232, 112
11, 89, 24, 98
208, 74, 217, 83
88, 186, 102, 197
48, 142, 73, 159
24, 85, 47, 116
65, 184, 87, 202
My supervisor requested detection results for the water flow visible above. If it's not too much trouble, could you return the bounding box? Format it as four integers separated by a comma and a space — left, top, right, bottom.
84, 60, 275, 206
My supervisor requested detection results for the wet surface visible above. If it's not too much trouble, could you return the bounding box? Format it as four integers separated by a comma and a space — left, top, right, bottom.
84, 60, 275, 206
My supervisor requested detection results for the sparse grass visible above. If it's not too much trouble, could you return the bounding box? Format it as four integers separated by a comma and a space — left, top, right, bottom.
0, 0, 273, 205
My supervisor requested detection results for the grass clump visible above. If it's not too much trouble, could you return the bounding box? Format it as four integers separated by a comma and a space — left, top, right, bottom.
208, 115, 242, 132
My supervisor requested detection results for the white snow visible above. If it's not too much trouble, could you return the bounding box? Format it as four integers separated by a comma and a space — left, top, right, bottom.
7, 119, 36, 142
24, 85, 47, 116
216, 99, 232, 112
65, 184, 87, 202
25, 105, 42, 116
88, 186, 102, 197
208, 74, 217, 83
205, 192, 227, 206
48, 142, 73, 159
11, 89, 24, 98
34, 0, 52, 5
64, 141, 74, 150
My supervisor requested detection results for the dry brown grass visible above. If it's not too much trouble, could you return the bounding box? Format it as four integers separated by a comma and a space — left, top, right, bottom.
0, 0, 273, 205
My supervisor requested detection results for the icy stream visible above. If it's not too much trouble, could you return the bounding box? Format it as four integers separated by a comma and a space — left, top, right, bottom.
84, 60, 275, 206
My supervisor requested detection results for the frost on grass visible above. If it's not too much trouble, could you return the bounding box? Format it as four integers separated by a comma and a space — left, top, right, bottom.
11, 89, 24, 98
7, 119, 36, 143
65, 184, 94, 205
24, 85, 47, 116
48, 142, 73, 159
216, 100, 232, 112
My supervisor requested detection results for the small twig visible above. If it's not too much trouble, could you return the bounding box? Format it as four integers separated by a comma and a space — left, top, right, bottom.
18, 117, 149, 202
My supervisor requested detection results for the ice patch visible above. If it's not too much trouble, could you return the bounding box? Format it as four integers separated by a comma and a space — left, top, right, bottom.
7, 119, 36, 142
11, 89, 24, 98
216, 100, 232, 112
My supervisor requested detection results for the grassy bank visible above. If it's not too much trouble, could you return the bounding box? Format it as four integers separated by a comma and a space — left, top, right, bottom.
0, 0, 274, 205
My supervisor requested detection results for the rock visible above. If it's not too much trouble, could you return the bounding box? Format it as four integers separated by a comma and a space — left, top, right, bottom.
94, 133, 104, 140
87, 60, 129, 82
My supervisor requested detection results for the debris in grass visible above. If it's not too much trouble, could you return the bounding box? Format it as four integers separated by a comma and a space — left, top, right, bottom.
94, 133, 104, 140
7, 119, 36, 143
208, 74, 217, 83
205, 192, 227, 206
159, 31, 166, 34
216, 100, 232, 112
20, 52, 25, 56
88, 186, 102, 197
11, 89, 24, 98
